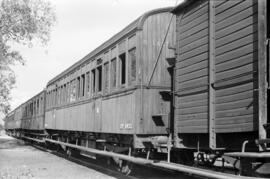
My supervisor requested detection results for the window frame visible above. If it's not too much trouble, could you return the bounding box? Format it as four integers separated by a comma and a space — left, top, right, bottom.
119, 52, 126, 86
128, 47, 136, 84
97, 65, 103, 92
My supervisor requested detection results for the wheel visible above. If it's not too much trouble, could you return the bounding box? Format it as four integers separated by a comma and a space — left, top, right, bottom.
119, 160, 133, 176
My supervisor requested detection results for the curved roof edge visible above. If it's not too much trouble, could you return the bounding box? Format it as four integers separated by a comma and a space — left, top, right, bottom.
171, 0, 195, 14
137, 7, 173, 30
47, 7, 173, 86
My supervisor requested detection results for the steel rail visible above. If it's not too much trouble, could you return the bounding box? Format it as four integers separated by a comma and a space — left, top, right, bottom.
224, 152, 270, 158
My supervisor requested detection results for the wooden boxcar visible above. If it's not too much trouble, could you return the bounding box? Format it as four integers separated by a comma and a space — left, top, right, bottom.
172, 0, 269, 151
21, 91, 46, 134
44, 7, 176, 150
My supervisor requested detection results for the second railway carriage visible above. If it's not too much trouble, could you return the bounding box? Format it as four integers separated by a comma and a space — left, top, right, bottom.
44, 7, 176, 151
21, 91, 46, 136
4, 111, 15, 136
4, 107, 22, 137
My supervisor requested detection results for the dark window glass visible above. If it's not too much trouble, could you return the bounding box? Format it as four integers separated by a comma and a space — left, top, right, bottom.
97, 66, 102, 92
129, 48, 136, 83
64, 84, 67, 103
81, 74, 85, 97
86, 72, 90, 96
111, 58, 116, 88
70, 80, 76, 102
77, 77, 80, 99
91, 69, 96, 93
55, 89, 58, 105
37, 99, 39, 114
104, 62, 109, 93
119, 53, 126, 85
58, 88, 60, 105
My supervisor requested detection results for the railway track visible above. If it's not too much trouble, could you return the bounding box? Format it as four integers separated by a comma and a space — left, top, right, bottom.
29, 142, 195, 179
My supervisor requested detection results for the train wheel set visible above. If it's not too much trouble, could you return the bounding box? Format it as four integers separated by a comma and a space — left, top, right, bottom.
4, 0, 270, 178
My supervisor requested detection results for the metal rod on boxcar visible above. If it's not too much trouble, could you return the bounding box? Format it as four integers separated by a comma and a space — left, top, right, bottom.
147, 14, 174, 87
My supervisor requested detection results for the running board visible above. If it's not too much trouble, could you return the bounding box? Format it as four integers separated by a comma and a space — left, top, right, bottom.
44, 138, 266, 179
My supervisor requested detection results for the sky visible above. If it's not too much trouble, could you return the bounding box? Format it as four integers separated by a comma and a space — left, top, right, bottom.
0, 0, 183, 124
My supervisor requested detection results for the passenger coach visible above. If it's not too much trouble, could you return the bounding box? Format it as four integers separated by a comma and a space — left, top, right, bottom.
21, 91, 46, 136
44, 7, 176, 151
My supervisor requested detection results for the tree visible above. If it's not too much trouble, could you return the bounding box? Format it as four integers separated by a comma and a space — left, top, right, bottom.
0, 0, 56, 114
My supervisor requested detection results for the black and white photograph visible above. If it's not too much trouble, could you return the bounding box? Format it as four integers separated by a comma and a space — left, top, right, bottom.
0, 0, 269, 178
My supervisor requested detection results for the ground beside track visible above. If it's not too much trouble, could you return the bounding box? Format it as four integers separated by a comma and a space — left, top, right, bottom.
0, 133, 116, 179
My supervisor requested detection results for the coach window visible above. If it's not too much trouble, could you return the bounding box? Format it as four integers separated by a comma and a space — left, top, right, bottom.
47, 93, 50, 108
55, 88, 58, 105
111, 58, 116, 89
27, 104, 29, 116
63, 84, 67, 103
119, 53, 126, 85
59, 87, 61, 104
33, 101, 35, 115
41, 97, 43, 112
128, 48, 136, 84
56, 88, 59, 105
77, 77, 80, 99
52, 90, 54, 107
60, 86, 62, 104
57, 88, 60, 105
104, 62, 109, 93
86, 72, 90, 96
50, 92, 52, 107
66, 83, 70, 103
63, 84, 66, 104
64, 84, 67, 103
58, 87, 60, 105
52, 90, 55, 107
91, 69, 96, 93
46, 93, 48, 107
37, 99, 39, 114
40, 97, 42, 113
81, 74, 85, 97
97, 66, 102, 92
64, 84, 66, 103
47, 92, 49, 108
33, 100, 36, 115
30, 102, 33, 116
49, 92, 51, 107
70, 80, 76, 102
60, 86, 63, 104
54, 88, 58, 106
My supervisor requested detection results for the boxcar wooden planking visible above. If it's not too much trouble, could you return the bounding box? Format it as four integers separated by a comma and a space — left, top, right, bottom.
172, 0, 268, 151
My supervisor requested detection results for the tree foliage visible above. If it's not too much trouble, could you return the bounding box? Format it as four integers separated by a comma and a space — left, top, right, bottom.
0, 0, 56, 114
